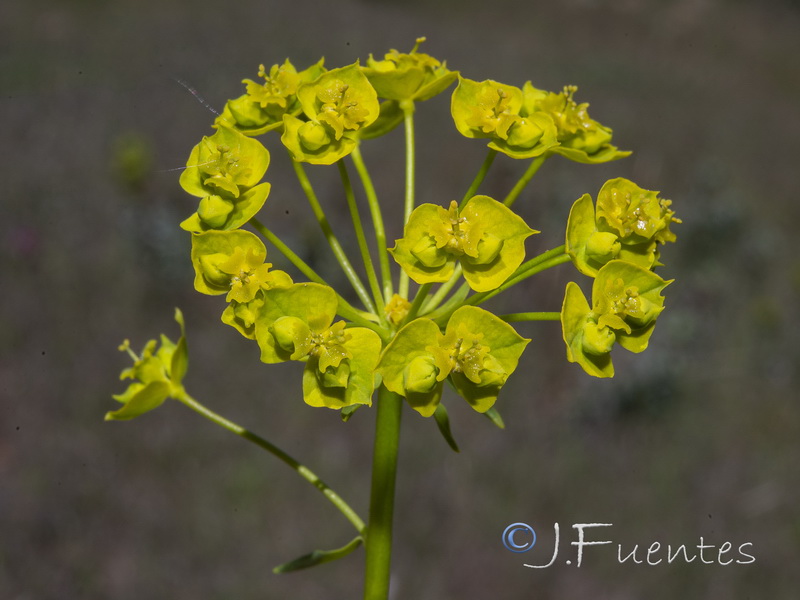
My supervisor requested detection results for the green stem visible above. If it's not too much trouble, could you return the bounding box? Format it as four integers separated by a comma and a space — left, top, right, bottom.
177, 391, 365, 535
459, 149, 497, 208
250, 217, 327, 285
421, 266, 462, 314
249, 218, 382, 335
363, 386, 403, 600
338, 161, 387, 325
398, 101, 416, 299
402, 283, 431, 326
503, 155, 547, 207
468, 253, 571, 307
432, 252, 571, 325
500, 312, 560, 322
291, 157, 376, 313
351, 146, 394, 300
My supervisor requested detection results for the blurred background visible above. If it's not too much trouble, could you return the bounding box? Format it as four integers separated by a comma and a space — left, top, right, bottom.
2, 0, 799, 598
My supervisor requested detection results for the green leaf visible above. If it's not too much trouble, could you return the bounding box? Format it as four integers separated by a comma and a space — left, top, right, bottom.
273, 536, 363, 574
169, 308, 188, 385
433, 404, 460, 452
483, 406, 505, 429
105, 381, 171, 421
340, 404, 361, 422
414, 70, 458, 102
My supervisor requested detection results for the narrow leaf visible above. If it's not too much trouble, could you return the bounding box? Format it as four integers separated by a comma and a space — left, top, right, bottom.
484, 406, 505, 429
433, 404, 460, 452
273, 536, 363, 574
340, 404, 361, 422
105, 381, 171, 421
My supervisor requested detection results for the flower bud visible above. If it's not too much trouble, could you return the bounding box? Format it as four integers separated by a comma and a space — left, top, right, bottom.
570, 126, 612, 155
270, 316, 311, 358
411, 235, 447, 268
298, 121, 332, 151
197, 195, 235, 228
198, 253, 233, 287
320, 361, 350, 389
473, 232, 504, 265
505, 118, 544, 150
581, 321, 616, 356
623, 295, 661, 328
476, 354, 508, 387
585, 231, 621, 264
403, 355, 439, 394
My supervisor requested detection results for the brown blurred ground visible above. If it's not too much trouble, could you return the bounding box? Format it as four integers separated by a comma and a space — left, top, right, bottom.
2, 0, 800, 598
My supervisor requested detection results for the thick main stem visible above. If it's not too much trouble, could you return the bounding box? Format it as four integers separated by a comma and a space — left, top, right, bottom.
363, 387, 403, 600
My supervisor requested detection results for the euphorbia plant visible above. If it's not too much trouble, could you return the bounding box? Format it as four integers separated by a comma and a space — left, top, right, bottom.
107, 38, 679, 599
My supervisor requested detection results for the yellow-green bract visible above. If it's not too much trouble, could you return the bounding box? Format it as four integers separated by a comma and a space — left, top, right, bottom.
361, 37, 457, 102
390, 196, 537, 292
451, 77, 559, 159
566, 178, 680, 277
377, 306, 529, 416
561, 261, 672, 378
254, 283, 382, 409
282, 63, 380, 165
189, 229, 292, 302
215, 58, 326, 137
106, 308, 188, 421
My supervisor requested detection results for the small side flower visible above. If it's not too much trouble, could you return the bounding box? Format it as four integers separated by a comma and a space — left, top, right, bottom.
566, 178, 680, 276
525, 83, 630, 164
254, 283, 382, 410
179, 126, 271, 232
451, 77, 559, 159
215, 58, 326, 137
282, 63, 380, 165
106, 308, 189, 421
561, 261, 672, 378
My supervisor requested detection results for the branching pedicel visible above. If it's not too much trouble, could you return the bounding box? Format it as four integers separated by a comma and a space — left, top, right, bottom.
107, 38, 679, 599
